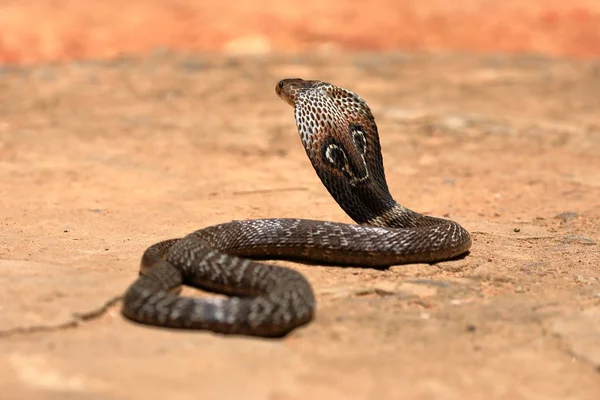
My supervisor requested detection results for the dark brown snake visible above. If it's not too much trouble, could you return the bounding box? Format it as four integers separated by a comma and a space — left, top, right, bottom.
121, 78, 472, 337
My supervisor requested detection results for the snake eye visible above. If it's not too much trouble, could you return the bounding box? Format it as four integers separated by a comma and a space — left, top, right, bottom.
350, 124, 366, 154
323, 143, 348, 171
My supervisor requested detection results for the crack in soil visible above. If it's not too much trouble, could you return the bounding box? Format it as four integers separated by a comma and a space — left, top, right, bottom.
0, 295, 123, 338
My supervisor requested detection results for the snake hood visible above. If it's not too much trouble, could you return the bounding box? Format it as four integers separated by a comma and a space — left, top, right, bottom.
276, 78, 398, 226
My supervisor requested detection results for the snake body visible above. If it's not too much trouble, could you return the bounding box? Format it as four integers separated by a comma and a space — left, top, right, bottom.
121, 79, 472, 337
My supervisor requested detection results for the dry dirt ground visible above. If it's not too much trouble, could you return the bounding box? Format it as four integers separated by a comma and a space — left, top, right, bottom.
0, 52, 599, 399
3, 0, 600, 64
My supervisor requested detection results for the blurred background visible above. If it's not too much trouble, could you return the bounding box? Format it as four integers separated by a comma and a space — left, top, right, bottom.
1, 0, 600, 65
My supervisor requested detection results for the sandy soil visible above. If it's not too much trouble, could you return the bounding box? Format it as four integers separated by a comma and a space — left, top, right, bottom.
0, 53, 599, 399
3, 0, 600, 64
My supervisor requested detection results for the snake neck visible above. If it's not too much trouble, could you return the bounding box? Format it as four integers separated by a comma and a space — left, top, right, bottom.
313, 168, 397, 226
315, 168, 443, 229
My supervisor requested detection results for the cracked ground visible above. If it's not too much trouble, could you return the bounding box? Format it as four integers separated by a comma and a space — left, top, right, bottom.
0, 53, 599, 399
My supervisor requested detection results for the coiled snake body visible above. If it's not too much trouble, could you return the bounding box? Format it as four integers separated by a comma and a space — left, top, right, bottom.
121, 79, 471, 337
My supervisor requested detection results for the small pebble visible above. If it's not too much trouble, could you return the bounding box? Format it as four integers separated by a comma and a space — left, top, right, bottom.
466, 324, 477, 332
513, 228, 521, 232
555, 211, 578, 222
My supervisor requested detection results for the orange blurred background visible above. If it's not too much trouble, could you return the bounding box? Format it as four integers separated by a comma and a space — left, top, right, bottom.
1, 0, 600, 65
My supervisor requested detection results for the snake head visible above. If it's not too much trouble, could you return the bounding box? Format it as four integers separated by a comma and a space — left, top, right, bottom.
276, 78, 325, 106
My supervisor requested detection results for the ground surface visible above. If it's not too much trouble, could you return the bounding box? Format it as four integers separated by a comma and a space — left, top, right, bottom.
3, 0, 600, 64
0, 53, 600, 399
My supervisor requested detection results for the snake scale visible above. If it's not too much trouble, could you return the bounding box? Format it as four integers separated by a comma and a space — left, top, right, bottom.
121, 78, 472, 337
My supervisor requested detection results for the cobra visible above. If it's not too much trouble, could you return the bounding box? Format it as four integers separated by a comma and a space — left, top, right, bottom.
120, 78, 472, 337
